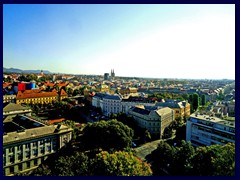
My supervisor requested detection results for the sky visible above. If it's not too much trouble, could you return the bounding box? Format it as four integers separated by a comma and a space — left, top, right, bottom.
3, 4, 235, 79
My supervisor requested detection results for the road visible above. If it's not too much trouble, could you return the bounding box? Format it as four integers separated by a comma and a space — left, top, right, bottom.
134, 139, 161, 161
134, 136, 175, 162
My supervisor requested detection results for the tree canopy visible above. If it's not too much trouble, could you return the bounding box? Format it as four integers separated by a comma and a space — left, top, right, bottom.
30, 151, 152, 176
150, 141, 235, 176
91, 151, 152, 176
81, 120, 134, 152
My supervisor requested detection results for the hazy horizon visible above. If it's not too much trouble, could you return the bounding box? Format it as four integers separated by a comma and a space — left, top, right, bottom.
3, 4, 235, 80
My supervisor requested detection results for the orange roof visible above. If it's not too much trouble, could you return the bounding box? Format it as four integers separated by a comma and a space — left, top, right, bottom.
44, 82, 56, 87
17, 91, 58, 99
3, 83, 12, 88
58, 83, 69, 87
48, 118, 65, 124
60, 89, 68, 96
23, 89, 42, 94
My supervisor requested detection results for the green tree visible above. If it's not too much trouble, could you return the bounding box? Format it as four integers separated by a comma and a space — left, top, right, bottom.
201, 94, 206, 106
90, 151, 152, 176
192, 93, 199, 112
151, 141, 176, 175
54, 152, 90, 176
171, 140, 195, 175
81, 120, 134, 152
189, 143, 235, 176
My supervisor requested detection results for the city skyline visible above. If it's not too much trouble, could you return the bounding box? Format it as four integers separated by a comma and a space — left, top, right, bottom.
3, 4, 235, 80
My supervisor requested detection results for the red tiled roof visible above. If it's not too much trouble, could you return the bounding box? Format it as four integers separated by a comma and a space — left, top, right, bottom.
3, 83, 12, 88
58, 83, 69, 87
44, 82, 56, 87
17, 90, 58, 99
22, 89, 42, 94
60, 89, 68, 96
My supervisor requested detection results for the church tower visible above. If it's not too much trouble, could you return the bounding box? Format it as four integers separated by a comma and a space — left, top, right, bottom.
111, 69, 115, 78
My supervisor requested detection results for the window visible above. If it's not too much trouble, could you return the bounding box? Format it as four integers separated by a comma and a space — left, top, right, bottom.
25, 143, 30, 149
47, 146, 51, 152
9, 166, 14, 174
25, 151, 30, 159
26, 161, 30, 168
33, 149, 38, 156
8, 147, 14, 153
9, 155, 14, 163
17, 152, 23, 161
17, 145, 22, 151
18, 164, 23, 171
32, 142, 37, 147
34, 159, 38, 166
40, 147, 45, 154
39, 140, 44, 145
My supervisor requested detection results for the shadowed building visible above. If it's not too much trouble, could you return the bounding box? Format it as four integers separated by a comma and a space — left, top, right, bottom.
3, 104, 72, 176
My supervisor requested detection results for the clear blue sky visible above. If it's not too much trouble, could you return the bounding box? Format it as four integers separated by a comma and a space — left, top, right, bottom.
3, 4, 235, 79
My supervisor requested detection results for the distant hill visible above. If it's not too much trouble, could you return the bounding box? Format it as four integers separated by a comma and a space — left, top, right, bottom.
3, 67, 52, 74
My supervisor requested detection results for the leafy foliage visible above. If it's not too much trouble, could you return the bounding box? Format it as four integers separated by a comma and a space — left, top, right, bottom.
189, 143, 235, 176
150, 141, 235, 176
90, 151, 152, 176
81, 120, 134, 152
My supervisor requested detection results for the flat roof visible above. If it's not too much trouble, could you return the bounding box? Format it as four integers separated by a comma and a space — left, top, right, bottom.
3, 115, 45, 134
190, 114, 235, 127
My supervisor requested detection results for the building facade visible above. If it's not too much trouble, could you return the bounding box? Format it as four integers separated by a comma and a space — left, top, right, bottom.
3, 95, 16, 103
186, 113, 235, 147
128, 106, 174, 139
156, 100, 190, 120
92, 92, 122, 116
16, 89, 68, 104
3, 114, 72, 176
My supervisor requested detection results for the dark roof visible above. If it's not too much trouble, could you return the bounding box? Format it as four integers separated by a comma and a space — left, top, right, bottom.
131, 107, 150, 115
103, 94, 121, 100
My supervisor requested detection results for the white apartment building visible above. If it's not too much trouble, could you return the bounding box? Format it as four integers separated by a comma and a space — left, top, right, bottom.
186, 113, 235, 147
128, 106, 174, 139
92, 93, 122, 116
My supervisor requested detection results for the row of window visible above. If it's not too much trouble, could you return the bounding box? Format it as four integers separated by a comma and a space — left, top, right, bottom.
5, 157, 45, 176
5, 146, 52, 165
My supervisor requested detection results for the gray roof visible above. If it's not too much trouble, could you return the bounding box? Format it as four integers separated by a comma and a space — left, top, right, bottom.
103, 94, 121, 100
131, 106, 151, 115
3, 103, 31, 112
155, 100, 188, 109
155, 107, 173, 116
3, 124, 71, 144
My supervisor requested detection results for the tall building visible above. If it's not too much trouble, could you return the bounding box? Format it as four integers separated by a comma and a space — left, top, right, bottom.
104, 73, 110, 80
186, 113, 235, 147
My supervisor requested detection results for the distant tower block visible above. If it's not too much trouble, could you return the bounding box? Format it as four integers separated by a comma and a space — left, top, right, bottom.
41, 70, 43, 75
104, 73, 110, 80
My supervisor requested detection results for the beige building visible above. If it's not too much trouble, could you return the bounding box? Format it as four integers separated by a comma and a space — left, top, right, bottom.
156, 100, 190, 120
3, 104, 72, 176
128, 106, 174, 139
3, 95, 16, 103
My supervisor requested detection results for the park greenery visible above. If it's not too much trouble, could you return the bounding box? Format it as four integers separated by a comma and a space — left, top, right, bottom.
29, 150, 152, 176
150, 140, 235, 176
